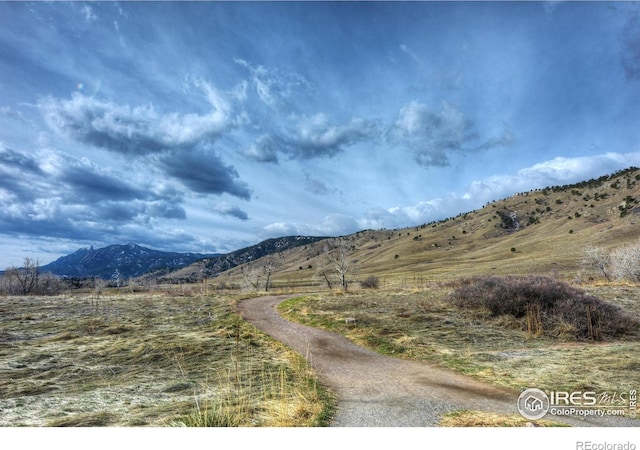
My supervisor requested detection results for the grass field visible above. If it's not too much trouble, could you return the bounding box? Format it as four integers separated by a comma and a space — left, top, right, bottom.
0, 289, 334, 427
279, 282, 640, 397
2, 282, 637, 427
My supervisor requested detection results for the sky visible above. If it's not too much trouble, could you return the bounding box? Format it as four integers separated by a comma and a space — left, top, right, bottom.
1, 1, 640, 268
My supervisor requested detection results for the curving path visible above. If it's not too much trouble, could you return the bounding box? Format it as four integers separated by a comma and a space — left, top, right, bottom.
238, 295, 638, 427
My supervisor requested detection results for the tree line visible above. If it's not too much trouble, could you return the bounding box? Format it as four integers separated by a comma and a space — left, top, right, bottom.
0, 258, 62, 295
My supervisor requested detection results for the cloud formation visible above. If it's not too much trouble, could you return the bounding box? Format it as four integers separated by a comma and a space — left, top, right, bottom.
284, 114, 378, 159
246, 114, 378, 163
40, 88, 232, 155
159, 148, 251, 199
304, 172, 342, 197
0, 145, 43, 176
244, 135, 280, 164
213, 202, 249, 221
235, 59, 312, 110
0, 144, 189, 244
263, 213, 360, 239
56, 160, 148, 203
38, 85, 251, 200
260, 152, 640, 237
387, 101, 514, 167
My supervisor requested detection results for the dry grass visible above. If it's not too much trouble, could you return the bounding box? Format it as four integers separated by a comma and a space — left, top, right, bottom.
439, 410, 568, 427
279, 282, 640, 395
0, 291, 333, 427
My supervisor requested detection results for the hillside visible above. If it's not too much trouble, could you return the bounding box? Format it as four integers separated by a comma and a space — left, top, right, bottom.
215, 167, 640, 289
153, 235, 328, 283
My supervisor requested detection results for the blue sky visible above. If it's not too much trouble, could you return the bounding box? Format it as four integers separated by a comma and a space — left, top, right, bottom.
1, 1, 640, 267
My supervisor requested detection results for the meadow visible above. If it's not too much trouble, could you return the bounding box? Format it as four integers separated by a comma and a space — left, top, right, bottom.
2, 277, 638, 427
279, 280, 640, 397
0, 288, 333, 427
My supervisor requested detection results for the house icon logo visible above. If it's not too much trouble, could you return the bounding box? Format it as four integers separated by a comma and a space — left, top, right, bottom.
517, 388, 550, 420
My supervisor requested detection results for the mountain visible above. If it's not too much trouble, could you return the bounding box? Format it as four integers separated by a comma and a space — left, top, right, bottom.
154, 235, 328, 283
40, 243, 219, 280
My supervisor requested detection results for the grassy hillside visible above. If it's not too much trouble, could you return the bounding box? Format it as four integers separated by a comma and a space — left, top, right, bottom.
217, 167, 640, 289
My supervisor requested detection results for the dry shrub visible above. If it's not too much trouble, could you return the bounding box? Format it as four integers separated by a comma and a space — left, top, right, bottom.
360, 275, 380, 289
447, 275, 639, 340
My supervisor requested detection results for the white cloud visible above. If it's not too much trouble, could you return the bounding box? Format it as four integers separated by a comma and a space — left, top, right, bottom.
285, 114, 377, 159
263, 213, 360, 238
466, 152, 640, 201
387, 100, 514, 167
303, 171, 341, 196
80, 5, 98, 23
245, 113, 378, 162
243, 135, 280, 163
235, 59, 312, 110
262, 222, 302, 237
39, 82, 233, 155
259, 153, 640, 239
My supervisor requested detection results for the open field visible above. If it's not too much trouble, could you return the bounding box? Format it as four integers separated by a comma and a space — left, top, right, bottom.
2, 280, 638, 427
0, 289, 333, 427
279, 282, 640, 399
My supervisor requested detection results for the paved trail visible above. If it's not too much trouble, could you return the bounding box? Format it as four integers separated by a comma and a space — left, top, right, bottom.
238, 295, 638, 427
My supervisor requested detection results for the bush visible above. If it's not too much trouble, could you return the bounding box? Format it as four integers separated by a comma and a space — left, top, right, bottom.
610, 241, 640, 283
361, 275, 380, 289
447, 275, 638, 340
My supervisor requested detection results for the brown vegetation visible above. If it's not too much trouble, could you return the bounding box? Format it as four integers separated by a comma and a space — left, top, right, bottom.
446, 275, 640, 340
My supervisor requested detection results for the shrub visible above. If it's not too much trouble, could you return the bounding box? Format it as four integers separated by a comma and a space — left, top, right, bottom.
361, 275, 380, 289
447, 275, 638, 340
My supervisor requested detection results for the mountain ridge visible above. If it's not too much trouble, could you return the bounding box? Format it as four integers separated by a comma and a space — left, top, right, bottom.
149, 235, 329, 283
40, 243, 220, 280
36, 237, 329, 282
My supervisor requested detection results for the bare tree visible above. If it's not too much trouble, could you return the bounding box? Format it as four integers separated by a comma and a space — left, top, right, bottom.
317, 238, 355, 291
37, 272, 62, 296
240, 254, 283, 292
6, 258, 40, 295
582, 246, 611, 281
113, 268, 124, 288
610, 239, 640, 283
240, 264, 263, 292
0, 270, 18, 295
262, 254, 282, 292
584, 240, 640, 283
94, 278, 107, 306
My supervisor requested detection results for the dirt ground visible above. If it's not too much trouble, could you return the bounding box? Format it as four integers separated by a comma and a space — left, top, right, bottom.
238, 295, 639, 427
